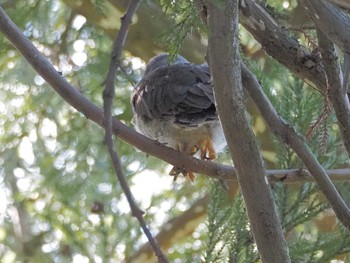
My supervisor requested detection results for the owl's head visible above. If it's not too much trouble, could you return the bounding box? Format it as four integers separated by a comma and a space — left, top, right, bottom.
144, 53, 188, 76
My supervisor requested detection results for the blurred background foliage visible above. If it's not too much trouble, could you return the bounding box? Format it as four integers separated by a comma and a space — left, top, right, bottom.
0, 0, 350, 262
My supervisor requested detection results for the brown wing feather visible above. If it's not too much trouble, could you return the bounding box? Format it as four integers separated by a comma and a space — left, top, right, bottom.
132, 64, 217, 126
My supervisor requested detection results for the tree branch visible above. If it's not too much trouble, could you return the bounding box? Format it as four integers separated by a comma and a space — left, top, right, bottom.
326, 0, 350, 10
101, 1, 168, 262
241, 63, 350, 231
300, 0, 350, 54
126, 196, 209, 263
1, 6, 350, 187
239, 0, 327, 92
206, 1, 290, 262
0, 4, 232, 181
316, 29, 350, 159
63, 0, 329, 94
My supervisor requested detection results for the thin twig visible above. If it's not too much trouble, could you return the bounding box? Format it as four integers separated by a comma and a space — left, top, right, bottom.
101, 1, 168, 262
126, 195, 210, 263
286, 25, 316, 31
59, 10, 76, 55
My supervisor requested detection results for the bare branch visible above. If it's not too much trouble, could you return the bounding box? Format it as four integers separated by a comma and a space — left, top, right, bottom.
326, 0, 350, 10
206, 1, 290, 262
267, 168, 350, 183
300, 0, 350, 54
101, 1, 169, 262
127, 182, 242, 263
241, 63, 350, 231
58, 10, 76, 55
316, 29, 350, 159
1, 6, 350, 188
239, 0, 327, 92
126, 196, 209, 263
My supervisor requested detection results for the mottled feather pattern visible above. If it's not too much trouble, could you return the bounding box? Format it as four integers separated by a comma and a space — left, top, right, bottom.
131, 54, 226, 179
133, 63, 217, 126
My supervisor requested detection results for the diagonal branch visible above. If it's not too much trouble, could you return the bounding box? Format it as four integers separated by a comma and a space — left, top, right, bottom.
241, 63, 350, 231
1, 6, 350, 188
239, 0, 327, 92
101, 1, 168, 262
126, 196, 210, 263
326, 0, 350, 10
206, 1, 290, 262
316, 29, 350, 159
300, 0, 350, 54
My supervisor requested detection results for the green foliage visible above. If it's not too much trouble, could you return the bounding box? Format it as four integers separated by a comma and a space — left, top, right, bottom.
1, 0, 350, 262
90, 0, 107, 14
202, 56, 350, 262
258, 58, 350, 261
204, 183, 258, 263
157, 0, 206, 60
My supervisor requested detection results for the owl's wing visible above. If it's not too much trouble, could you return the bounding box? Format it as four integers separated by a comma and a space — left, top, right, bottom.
132, 64, 217, 126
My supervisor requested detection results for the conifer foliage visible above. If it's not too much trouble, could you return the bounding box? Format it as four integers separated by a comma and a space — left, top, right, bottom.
0, 0, 350, 262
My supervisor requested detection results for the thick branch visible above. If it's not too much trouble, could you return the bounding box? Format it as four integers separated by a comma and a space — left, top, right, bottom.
326, 0, 350, 10
1, 7, 350, 187
241, 64, 350, 231
207, 1, 290, 262
300, 0, 350, 54
239, 0, 326, 92
316, 29, 350, 159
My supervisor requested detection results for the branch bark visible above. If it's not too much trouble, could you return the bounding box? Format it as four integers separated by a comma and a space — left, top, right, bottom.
326, 0, 350, 10
241, 63, 350, 231
206, 1, 290, 262
1, 6, 350, 187
316, 29, 350, 159
126, 196, 209, 263
300, 0, 350, 54
101, 1, 168, 262
62, 0, 328, 93
239, 0, 326, 92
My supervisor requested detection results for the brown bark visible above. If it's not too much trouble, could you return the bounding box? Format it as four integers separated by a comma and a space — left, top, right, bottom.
206, 1, 290, 262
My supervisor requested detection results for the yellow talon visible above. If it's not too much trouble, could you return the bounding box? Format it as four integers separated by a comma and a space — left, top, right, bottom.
199, 137, 216, 160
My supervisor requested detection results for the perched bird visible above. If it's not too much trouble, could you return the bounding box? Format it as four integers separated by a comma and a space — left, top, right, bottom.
132, 54, 226, 180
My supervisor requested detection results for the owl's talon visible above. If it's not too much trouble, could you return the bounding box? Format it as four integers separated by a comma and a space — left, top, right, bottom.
169, 166, 181, 176
170, 138, 217, 182
184, 172, 195, 182
132, 54, 226, 185
155, 140, 168, 146
199, 137, 216, 160
169, 166, 195, 182
189, 145, 199, 155
169, 167, 180, 181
